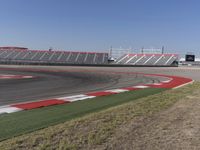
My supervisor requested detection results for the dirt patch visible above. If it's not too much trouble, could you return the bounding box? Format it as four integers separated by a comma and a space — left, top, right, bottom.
100, 91, 200, 150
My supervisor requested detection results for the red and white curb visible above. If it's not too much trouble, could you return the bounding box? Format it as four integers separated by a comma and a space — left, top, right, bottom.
0, 106, 22, 114
0, 74, 34, 79
0, 73, 193, 115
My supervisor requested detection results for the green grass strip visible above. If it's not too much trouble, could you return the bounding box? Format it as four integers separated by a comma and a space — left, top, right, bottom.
0, 88, 165, 141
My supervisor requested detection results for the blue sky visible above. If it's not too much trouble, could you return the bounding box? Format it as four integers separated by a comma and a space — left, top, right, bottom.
0, 0, 200, 54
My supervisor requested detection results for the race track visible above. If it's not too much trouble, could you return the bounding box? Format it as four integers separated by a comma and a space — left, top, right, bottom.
0, 66, 162, 106
0, 65, 199, 106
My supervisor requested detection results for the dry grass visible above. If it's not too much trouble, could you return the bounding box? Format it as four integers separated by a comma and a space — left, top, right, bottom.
0, 82, 199, 150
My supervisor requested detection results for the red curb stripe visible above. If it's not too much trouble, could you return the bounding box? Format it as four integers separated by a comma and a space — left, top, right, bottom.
147, 77, 192, 89
12, 99, 67, 110
86, 91, 116, 96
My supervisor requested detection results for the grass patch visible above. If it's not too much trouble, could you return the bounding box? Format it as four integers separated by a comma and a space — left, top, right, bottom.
1, 82, 199, 150
0, 88, 164, 141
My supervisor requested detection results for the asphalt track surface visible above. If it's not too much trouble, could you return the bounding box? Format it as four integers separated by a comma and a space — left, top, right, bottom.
0, 65, 199, 106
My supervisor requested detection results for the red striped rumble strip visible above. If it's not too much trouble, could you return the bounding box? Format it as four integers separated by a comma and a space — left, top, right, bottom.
0, 73, 193, 115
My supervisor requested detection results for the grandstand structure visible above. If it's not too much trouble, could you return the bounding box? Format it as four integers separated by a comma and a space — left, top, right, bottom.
0, 47, 108, 65
114, 53, 178, 66
0, 46, 178, 66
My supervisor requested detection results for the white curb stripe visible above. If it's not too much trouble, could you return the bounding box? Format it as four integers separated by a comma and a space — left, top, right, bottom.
105, 89, 129, 93
68, 96, 96, 102
153, 83, 162, 85
132, 85, 149, 88
0, 74, 34, 79
161, 80, 171, 83
58, 94, 96, 102
0, 106, 22, 114
23, 76, 34, 79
